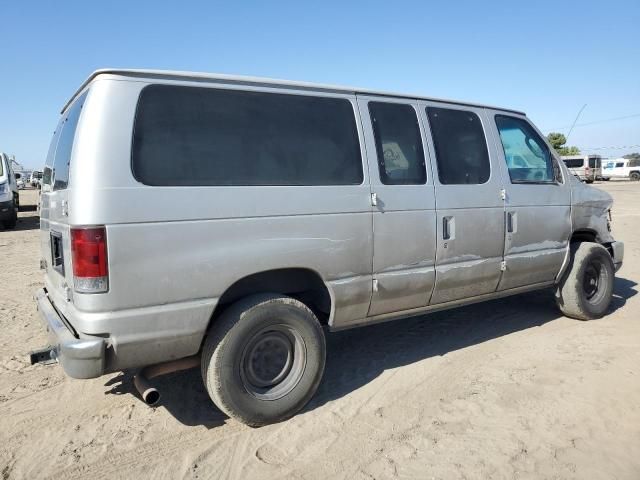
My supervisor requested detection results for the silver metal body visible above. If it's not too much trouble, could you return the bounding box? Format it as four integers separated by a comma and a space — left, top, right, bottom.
35, 70, 624, 379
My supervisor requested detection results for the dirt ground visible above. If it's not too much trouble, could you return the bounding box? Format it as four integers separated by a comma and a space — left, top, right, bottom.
1, 184, 639, 480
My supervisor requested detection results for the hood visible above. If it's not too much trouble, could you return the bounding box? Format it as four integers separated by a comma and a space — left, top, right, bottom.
570, 177, 613, 210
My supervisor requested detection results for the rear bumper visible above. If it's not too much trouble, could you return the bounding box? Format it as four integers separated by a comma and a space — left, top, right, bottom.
34, 288, 106, 379
611, 241, 624, 272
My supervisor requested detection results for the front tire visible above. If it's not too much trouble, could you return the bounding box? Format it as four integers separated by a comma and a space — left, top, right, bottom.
556, 242, 614, 320
630, 172, 640, 181
201, 294, 326, 426
2, 198, 17, 229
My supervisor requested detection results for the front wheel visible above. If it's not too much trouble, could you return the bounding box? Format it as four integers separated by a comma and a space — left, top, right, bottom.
629, 172, 640, 181
201, 294, 326, 426
2, 198, 17, 229
555, 242, 614, 320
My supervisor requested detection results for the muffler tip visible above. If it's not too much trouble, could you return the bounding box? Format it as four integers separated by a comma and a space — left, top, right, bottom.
142, 388, 160, 406
133, 373, 160, 406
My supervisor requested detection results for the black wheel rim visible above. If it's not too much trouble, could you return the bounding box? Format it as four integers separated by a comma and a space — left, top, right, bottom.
583, 259, 607, 304
240, 324, 306, 400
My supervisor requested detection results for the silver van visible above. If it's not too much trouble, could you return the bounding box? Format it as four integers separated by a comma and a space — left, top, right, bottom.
33, 70, 624, 426
561, 155, 603, 183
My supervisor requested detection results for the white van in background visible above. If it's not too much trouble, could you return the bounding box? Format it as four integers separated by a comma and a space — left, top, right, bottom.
602, 158, 640, 181
30, 170, 43, 188
561, 155, 603, 183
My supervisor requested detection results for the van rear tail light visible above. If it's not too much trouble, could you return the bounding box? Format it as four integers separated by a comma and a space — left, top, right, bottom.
71, 227, 108, 293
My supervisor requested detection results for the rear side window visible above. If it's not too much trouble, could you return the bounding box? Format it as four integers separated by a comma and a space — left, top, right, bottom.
132, 85, 363, 186
48, 92, 87, 191
629, 159, 640, 168
368, 102, 426, 185
495, 115, 557, 184
563, 159, 584, 168
426, 107, 490, 185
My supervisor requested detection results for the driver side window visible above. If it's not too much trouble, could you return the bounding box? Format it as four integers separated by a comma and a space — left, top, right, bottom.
495, 115, 559, 184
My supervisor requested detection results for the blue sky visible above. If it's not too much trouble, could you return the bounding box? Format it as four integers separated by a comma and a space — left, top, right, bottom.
2, 0, 639, 169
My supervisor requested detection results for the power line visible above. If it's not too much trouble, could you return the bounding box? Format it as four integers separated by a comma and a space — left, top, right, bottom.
577, 144, 640, 151
566, 104, 587, 141
546, 113, 640, 131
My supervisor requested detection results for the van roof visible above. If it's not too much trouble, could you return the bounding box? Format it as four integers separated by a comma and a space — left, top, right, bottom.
63, 68, 527, 116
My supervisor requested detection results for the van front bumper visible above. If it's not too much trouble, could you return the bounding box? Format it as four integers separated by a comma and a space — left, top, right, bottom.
33, 288, 105, 379
611, 241, 624, 272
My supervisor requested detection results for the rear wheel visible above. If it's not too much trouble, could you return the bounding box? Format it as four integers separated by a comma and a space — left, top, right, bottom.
201, 294, 326, 426
555, 242, 614, 320
630, 172, 640, 181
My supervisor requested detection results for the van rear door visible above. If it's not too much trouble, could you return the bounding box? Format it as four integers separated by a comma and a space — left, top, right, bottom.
40, 92, 88, 308
357, 95, 436, 317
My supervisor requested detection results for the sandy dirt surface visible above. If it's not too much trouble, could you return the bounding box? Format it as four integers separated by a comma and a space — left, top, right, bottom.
1, 185, 639, 480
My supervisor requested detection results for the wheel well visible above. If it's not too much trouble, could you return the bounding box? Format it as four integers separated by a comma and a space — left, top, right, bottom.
212, 268, 332, 326
570, 229, 597, 244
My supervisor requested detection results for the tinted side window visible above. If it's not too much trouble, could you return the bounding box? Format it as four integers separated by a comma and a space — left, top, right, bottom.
629, 159, 640, 168
368, 102, 426, 185
52, 92, 87, 190
133, 85, 363, 186
495, 115, 557, 184
588, 157, 600, 168
426, 107, 490, 185
43, 119, 63, 188
563, 159, 584, 168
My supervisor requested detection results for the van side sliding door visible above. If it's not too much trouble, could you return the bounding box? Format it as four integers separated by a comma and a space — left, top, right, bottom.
356, 95, 437, 318
419, 102, 506, 304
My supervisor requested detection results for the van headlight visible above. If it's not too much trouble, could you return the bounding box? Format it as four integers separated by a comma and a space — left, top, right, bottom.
0, 182, 6, 194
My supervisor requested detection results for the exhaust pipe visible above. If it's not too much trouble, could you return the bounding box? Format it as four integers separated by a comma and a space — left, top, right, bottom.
133, 355, 200, 406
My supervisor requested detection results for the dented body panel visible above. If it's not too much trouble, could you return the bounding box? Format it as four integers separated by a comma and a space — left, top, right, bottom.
34, 70, 623, 380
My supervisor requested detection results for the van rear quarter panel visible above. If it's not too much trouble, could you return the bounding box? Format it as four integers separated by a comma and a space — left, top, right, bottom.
68, 77, 373, 338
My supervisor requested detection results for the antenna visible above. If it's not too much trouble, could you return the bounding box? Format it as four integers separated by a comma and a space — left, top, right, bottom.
566, 104, 587, 142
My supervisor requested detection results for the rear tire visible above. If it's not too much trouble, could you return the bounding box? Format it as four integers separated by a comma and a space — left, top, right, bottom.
630, 172, 640, 181
201, 294, 326, 426
555, 242, 614, 320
